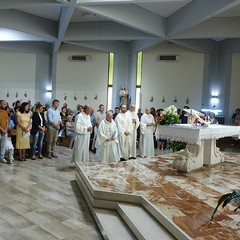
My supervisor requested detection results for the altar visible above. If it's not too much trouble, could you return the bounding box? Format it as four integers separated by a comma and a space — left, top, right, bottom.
155, 124, 240, 172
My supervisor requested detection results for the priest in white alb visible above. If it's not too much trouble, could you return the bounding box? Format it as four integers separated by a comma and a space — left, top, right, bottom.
97, 111, 119, 164
71, 105, 93, 163
140, 107, 155, 158
126, 104, 139, 159
115, 104, 133, 161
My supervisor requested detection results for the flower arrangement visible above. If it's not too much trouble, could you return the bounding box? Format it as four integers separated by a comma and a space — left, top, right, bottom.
155, 105, 179, 125
156, 105, 186, 152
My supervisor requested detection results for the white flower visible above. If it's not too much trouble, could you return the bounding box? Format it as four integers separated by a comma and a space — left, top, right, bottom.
163, 105, 177, 115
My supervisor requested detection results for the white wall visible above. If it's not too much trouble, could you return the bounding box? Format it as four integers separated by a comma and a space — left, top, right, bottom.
229, 53, 240, 121
0, 51, 36, 106
141, 43, 204, 111
56, 44, 109, 111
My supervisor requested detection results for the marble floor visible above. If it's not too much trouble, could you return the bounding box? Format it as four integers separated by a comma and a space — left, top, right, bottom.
0, 147, 102, 240
82, 147, 240, 240
1, 145, 240, 240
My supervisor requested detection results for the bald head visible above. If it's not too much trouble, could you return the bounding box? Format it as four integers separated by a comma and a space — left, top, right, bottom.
129, 104, 135, 112
145, 107, 151, 114
83, 104, 92, 115
106, 111, 113, 122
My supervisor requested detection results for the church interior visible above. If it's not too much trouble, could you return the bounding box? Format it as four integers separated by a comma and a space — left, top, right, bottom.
1, 0, 240, 239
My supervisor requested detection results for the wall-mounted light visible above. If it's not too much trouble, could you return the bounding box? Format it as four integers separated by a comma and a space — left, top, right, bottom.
211, 95, 219, 105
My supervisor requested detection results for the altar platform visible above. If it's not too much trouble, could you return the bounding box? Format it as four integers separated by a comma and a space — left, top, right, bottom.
75, 151, 240, 240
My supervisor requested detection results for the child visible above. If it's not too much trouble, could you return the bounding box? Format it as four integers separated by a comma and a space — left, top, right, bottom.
5, 118, 15, 164
5, 137, 14, 164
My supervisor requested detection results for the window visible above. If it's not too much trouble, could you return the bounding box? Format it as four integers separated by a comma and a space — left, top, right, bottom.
107, 53, 114, 111
136, 51, 143, 110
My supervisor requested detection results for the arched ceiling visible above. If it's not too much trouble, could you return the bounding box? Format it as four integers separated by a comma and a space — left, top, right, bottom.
0, 0, 240, 53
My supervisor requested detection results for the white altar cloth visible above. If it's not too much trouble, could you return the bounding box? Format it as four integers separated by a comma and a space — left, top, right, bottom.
155, 124, 240, 145
155, 124, 240, 172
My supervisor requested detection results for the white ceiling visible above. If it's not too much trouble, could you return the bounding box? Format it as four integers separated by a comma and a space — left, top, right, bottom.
0, 0, 240, 53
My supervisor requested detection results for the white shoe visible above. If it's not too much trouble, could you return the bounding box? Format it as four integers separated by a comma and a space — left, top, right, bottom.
1, 159, 7, 163
7, 160, 13, 164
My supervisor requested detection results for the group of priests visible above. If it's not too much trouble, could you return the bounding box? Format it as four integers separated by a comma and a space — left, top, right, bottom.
71, 104, 155, 164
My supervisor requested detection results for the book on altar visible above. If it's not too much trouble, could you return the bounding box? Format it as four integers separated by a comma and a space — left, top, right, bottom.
183, 108, 205, 117
183, 108, 209, 126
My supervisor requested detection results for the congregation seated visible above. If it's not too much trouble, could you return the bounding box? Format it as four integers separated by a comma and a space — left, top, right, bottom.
209, 112, 218, 124
234, 113, 240, 126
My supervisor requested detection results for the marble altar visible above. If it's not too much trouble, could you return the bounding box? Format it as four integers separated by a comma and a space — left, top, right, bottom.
155, 124, 240, 172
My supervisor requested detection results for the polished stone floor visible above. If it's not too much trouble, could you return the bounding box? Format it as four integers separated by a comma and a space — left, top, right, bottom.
1, 145, 240, 240
82, 147, 240, 240
0, 147, 102, 240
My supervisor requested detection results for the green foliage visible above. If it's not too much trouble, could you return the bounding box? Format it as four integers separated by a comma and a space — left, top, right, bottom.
209, 190, 240, 225
168, 140, 187, 152
156, 113, 180, 125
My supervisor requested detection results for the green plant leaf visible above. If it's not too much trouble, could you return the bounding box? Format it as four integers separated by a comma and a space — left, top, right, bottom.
210, 193, 232, 223
222, 190, 240, 208
234, 205, 240, 212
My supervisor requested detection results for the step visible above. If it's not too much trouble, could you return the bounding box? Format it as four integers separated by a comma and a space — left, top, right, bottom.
117, 203, 176, 240
95, 208, 137, 240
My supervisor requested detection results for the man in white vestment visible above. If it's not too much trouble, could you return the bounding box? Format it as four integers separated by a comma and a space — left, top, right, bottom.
140, 107, 155, 158
71, 105, 93, 163
115, 104, 133, 161
126, 104, 139, 159
92, 104, 106, 153
97, 111, 119, 164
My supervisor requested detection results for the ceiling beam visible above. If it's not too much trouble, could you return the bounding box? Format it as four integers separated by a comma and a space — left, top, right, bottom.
0, 10, 57, 40
65, 22, 157, 41
65, 40, 129, 54
167, 0, 240, 38
53, 0, 77, 53
0, 41, 52, 53
0, 27, 53, 42
76, 0, 167, 4
78, 4, 166, 38
170, 39, 218, 55
170, 17, 240, 39
219, 39, 240, 54
130, 39, 164, 54
0, 0, 62, 9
